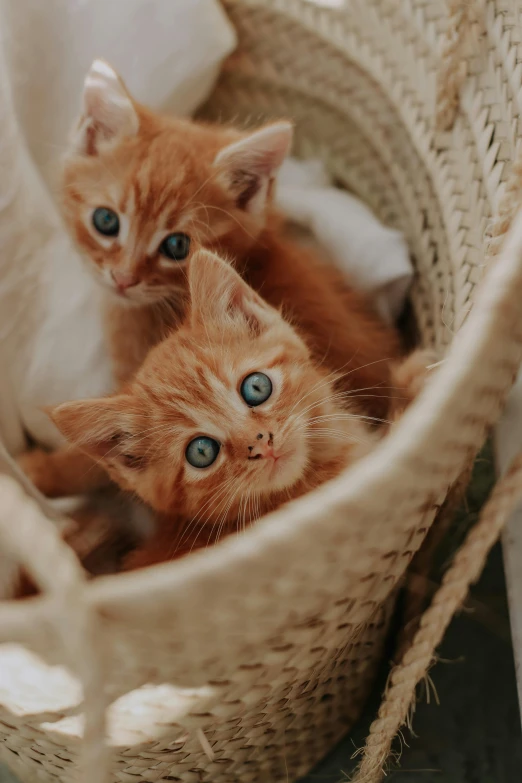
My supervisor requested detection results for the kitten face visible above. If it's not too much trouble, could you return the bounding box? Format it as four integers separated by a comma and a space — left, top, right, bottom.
51, 251, 355, 526
62, 59, 292, 305
109, 328, 312, 517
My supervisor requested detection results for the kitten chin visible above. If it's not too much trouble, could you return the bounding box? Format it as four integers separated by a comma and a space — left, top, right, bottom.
255, 432, 309, 494
102, 286, 154, 307
87, 264, 160, 307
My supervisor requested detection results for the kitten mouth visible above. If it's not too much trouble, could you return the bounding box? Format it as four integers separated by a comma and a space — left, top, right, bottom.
107, 287, 142, 306
257, 434, 308, 492
102, 282, 147, 306
88, 267, 143, 304
263, 451, 294, 483
267, 454, 281, 471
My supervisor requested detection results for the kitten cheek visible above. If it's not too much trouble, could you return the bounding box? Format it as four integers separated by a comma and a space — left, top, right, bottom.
82, 256, 116, 292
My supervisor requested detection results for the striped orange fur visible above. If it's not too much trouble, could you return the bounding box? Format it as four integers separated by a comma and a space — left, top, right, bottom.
50, 252, 381, 564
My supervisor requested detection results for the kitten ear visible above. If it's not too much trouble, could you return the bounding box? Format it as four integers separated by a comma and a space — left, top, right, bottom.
49, 396, 136, 464
189, 250, 278, 332
73, 59, 139, 156
214, 122, 293, 214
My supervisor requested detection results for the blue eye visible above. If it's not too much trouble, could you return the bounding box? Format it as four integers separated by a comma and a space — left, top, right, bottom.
185, 436, 220, 469
240, 372, 273, 407
92, 207, 120, 237
159, 233, 191, 261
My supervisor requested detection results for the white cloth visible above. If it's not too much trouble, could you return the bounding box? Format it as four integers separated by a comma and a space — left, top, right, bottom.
277, 158, 413, 325
0, 0, 237, 187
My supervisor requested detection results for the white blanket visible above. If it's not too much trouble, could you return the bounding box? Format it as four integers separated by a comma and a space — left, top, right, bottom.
0, 0, 412, 458
277, 159, 412, 325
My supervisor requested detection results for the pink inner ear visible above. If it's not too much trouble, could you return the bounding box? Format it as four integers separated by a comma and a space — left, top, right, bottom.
82, 90, 133, 152
83, 89, 110, 146
83, 122, 99, 157
214, 122, 293, 212
76, 61, 139, 156
50, 396, 134, 461
87, 435, 119, 460
234, 170, 262, 211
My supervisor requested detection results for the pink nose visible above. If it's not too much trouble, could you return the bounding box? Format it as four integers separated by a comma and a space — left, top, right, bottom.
248, 432, 277, 460
111, 270, 138, 290
258, 442, 275, 458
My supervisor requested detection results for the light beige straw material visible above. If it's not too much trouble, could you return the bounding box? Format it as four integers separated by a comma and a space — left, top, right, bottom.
436, 0, 482, 131
1, 1, 522, 781
0, 478, 109, 783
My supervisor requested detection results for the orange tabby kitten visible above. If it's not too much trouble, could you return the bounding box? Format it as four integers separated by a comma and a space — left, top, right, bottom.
20, 59, 399, 497
48, 252, 430, 571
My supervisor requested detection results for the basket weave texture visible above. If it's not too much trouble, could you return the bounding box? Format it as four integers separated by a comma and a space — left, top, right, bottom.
2, 1, 522, 782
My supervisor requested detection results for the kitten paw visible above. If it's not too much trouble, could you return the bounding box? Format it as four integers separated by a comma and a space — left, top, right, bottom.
393, 348, 439, 401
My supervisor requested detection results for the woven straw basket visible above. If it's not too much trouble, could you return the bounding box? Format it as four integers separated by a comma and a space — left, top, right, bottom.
3, 1, 522, 782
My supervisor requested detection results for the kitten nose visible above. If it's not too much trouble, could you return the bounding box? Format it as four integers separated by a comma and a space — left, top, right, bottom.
248, 432, 275, 459
111, 270, 138, 291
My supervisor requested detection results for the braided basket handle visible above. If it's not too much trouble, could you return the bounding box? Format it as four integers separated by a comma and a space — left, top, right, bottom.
0, 474, 110, 783
436, 0, 480, 131
353, 452, 522, 782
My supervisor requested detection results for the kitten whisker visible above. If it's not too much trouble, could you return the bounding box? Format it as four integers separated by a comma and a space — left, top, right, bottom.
308, 413, 392, 426
254, 493, 262, 526
237, 491, 247, 532
184, 169, 224, 208
202, 204, 258, 243
304, 429, 369, 446
287, 361, 356, 417
178, 477, 237, 549
210, 485, 241, 549
293, 384, 407, 424
287, 356, 395, 418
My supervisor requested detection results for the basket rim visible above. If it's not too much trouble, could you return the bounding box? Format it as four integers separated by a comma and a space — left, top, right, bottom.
69, 210, 522, 612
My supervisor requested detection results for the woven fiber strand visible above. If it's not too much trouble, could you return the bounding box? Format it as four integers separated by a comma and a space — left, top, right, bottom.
2, 1, 522, 781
